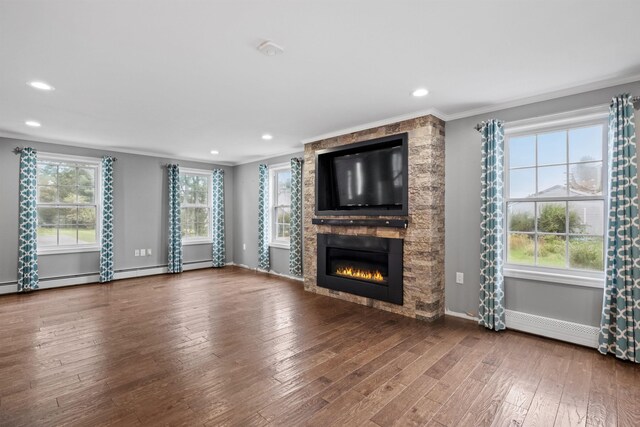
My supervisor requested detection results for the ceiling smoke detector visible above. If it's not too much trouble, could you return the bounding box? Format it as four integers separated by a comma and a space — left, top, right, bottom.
257, 40, 284, 57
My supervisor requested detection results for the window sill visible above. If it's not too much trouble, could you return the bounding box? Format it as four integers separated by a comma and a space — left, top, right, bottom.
182, 240, 213, 246
270, 242, 291, 250
38, 246, 101, 255
504, 267, 604, 289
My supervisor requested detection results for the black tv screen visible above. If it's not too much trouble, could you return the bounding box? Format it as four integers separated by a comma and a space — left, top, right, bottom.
315, 133, 408, 216
332, 146, 403, 208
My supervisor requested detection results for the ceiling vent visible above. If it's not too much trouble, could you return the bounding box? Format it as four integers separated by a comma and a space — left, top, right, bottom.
257, 40, 284, 57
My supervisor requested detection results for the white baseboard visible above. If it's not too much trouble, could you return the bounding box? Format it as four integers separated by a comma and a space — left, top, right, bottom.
233, 263, 304, 282
445, 308, 599, 348
0, 261, 229, 295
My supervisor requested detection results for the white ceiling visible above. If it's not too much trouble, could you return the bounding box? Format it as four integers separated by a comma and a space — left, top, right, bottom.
1, 0, 639, 165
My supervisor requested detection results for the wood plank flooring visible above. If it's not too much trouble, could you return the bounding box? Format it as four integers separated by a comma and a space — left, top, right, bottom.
0, 267, 638, 426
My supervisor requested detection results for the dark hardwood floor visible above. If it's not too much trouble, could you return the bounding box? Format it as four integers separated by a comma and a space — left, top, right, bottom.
0, 267, 638, 426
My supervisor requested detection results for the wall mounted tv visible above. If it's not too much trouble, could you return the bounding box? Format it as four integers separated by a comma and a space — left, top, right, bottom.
315, 133, 408, 216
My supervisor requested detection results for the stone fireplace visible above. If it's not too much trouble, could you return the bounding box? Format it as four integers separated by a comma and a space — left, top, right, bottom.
303, 115, 445, 321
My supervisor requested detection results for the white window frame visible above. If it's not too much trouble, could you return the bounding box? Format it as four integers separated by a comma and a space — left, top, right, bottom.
269, 163, 292, 249
179, 167, 214, 245
36, 152, 102, 255
503, 108, 608, 288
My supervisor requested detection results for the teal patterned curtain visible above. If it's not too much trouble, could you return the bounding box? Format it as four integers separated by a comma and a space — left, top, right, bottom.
599, 94, 639, 363
99, 156, 115, 283
167, 164, 183, 273
289, 158, 303, 277
258, 164, 270, 271
212, 169, 225, 268
17, 147, 39, 292
478, 119, 506, 331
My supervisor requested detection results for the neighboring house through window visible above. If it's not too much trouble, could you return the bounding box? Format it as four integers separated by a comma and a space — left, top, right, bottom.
36, 153, 101, 253
504, 111, 607, 286
180, 168, 212, 244
269, 163, 292, 248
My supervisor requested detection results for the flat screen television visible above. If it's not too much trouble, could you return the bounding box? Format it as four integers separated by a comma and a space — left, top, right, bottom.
315, 133, 408, 216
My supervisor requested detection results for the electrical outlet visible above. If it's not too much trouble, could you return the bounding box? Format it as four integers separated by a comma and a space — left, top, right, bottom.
456, 272, 464, 284
243, 243, 246, 251
134, 249, 140, 257
140, 249, 146, 256
147, 248, 152, 256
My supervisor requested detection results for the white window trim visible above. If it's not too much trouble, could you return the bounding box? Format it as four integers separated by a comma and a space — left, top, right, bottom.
37, 152, 103, 255
269, 162, 291, 249
503, 108, 608, 289
180, 167, 214, 245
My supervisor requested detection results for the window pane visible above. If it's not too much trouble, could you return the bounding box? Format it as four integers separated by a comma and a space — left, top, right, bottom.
509, 168, 536, 198
77, 168, 95, 187
568, 201, 604, 235
37, 164, 57, 186
38, 186, 57, 203
181, 207, 194, 224
569, 236, 604, 271
78, 207, 96, 226
195, 223, 209, 238
507, 233, 534, 265
194, 207, 210, 224
537, 131, 566, 166
282, 225, 290, 238
38, 207, 58, 225
78, 225, 97, 244
507, 202, 535, 232
569, 161, 602, 195
58, 226, 78, 245
195, 190, 208, 205
78, 187, 95, 203
277, 224, 284, 239
569, 125, 603, 163
509, 135, 536, 168
59, 186, 78, 203
537, 235, 566, 268
58, 207, 78, 225
537, 202, 566, 233
277, 171, 292, 206
537, 165, 566, 197
37, 226, 57, 247
57, 166, 76, 187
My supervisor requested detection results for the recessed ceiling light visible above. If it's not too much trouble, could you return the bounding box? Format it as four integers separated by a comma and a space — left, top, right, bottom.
28, 81, 55, 91
25, 120, 41, 127
262, 134, 273, 140
210, 150, 219, 155
412, 88, 429, 97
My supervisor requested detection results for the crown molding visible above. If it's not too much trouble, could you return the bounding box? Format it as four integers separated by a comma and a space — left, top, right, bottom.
0, 130, 235, 166
300, 73, 640, 144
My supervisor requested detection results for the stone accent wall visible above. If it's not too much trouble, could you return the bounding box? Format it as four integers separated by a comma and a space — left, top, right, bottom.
303, 115, 446, 321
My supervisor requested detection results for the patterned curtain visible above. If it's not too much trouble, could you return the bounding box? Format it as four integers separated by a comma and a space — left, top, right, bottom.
17, 147, 39, 292
599, 94, 639, 363
212, 169, 226, 268
258, 164, 270, 271
478, 119, 506, 331
167, 164, 183, 273
289, 158, 303, 277
99, 156, 115, 283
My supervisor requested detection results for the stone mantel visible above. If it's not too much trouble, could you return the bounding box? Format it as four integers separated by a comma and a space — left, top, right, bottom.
302, 115, 446, 321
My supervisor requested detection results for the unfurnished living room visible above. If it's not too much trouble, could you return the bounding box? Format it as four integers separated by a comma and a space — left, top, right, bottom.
1, 1, 640, 426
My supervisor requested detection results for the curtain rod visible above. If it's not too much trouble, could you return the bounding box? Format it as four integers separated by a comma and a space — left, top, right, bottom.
474, 96, 640, 131
13, 147, 118, 161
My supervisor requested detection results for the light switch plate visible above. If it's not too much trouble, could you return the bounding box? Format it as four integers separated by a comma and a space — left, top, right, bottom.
456, 272, 464, 284
147, 249, 152, 256
134, 249, 140, 257
140, 249, 146, 256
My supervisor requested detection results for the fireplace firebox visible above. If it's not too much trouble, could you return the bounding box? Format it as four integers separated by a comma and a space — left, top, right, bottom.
317, 234, 403, 305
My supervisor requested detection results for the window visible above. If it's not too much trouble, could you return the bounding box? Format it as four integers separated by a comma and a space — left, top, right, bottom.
36, 154, 101, 253
270, 164, 292, 248
180, 169, 212, 243
505, 116, 607, 284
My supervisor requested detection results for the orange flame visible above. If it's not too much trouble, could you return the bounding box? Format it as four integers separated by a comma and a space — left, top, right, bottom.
335, 266, 385, 282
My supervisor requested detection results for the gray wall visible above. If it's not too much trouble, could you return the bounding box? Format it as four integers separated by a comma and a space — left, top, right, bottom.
0, 138, 234, 285
232, 152, 304, 276
445, 81, 640, 327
